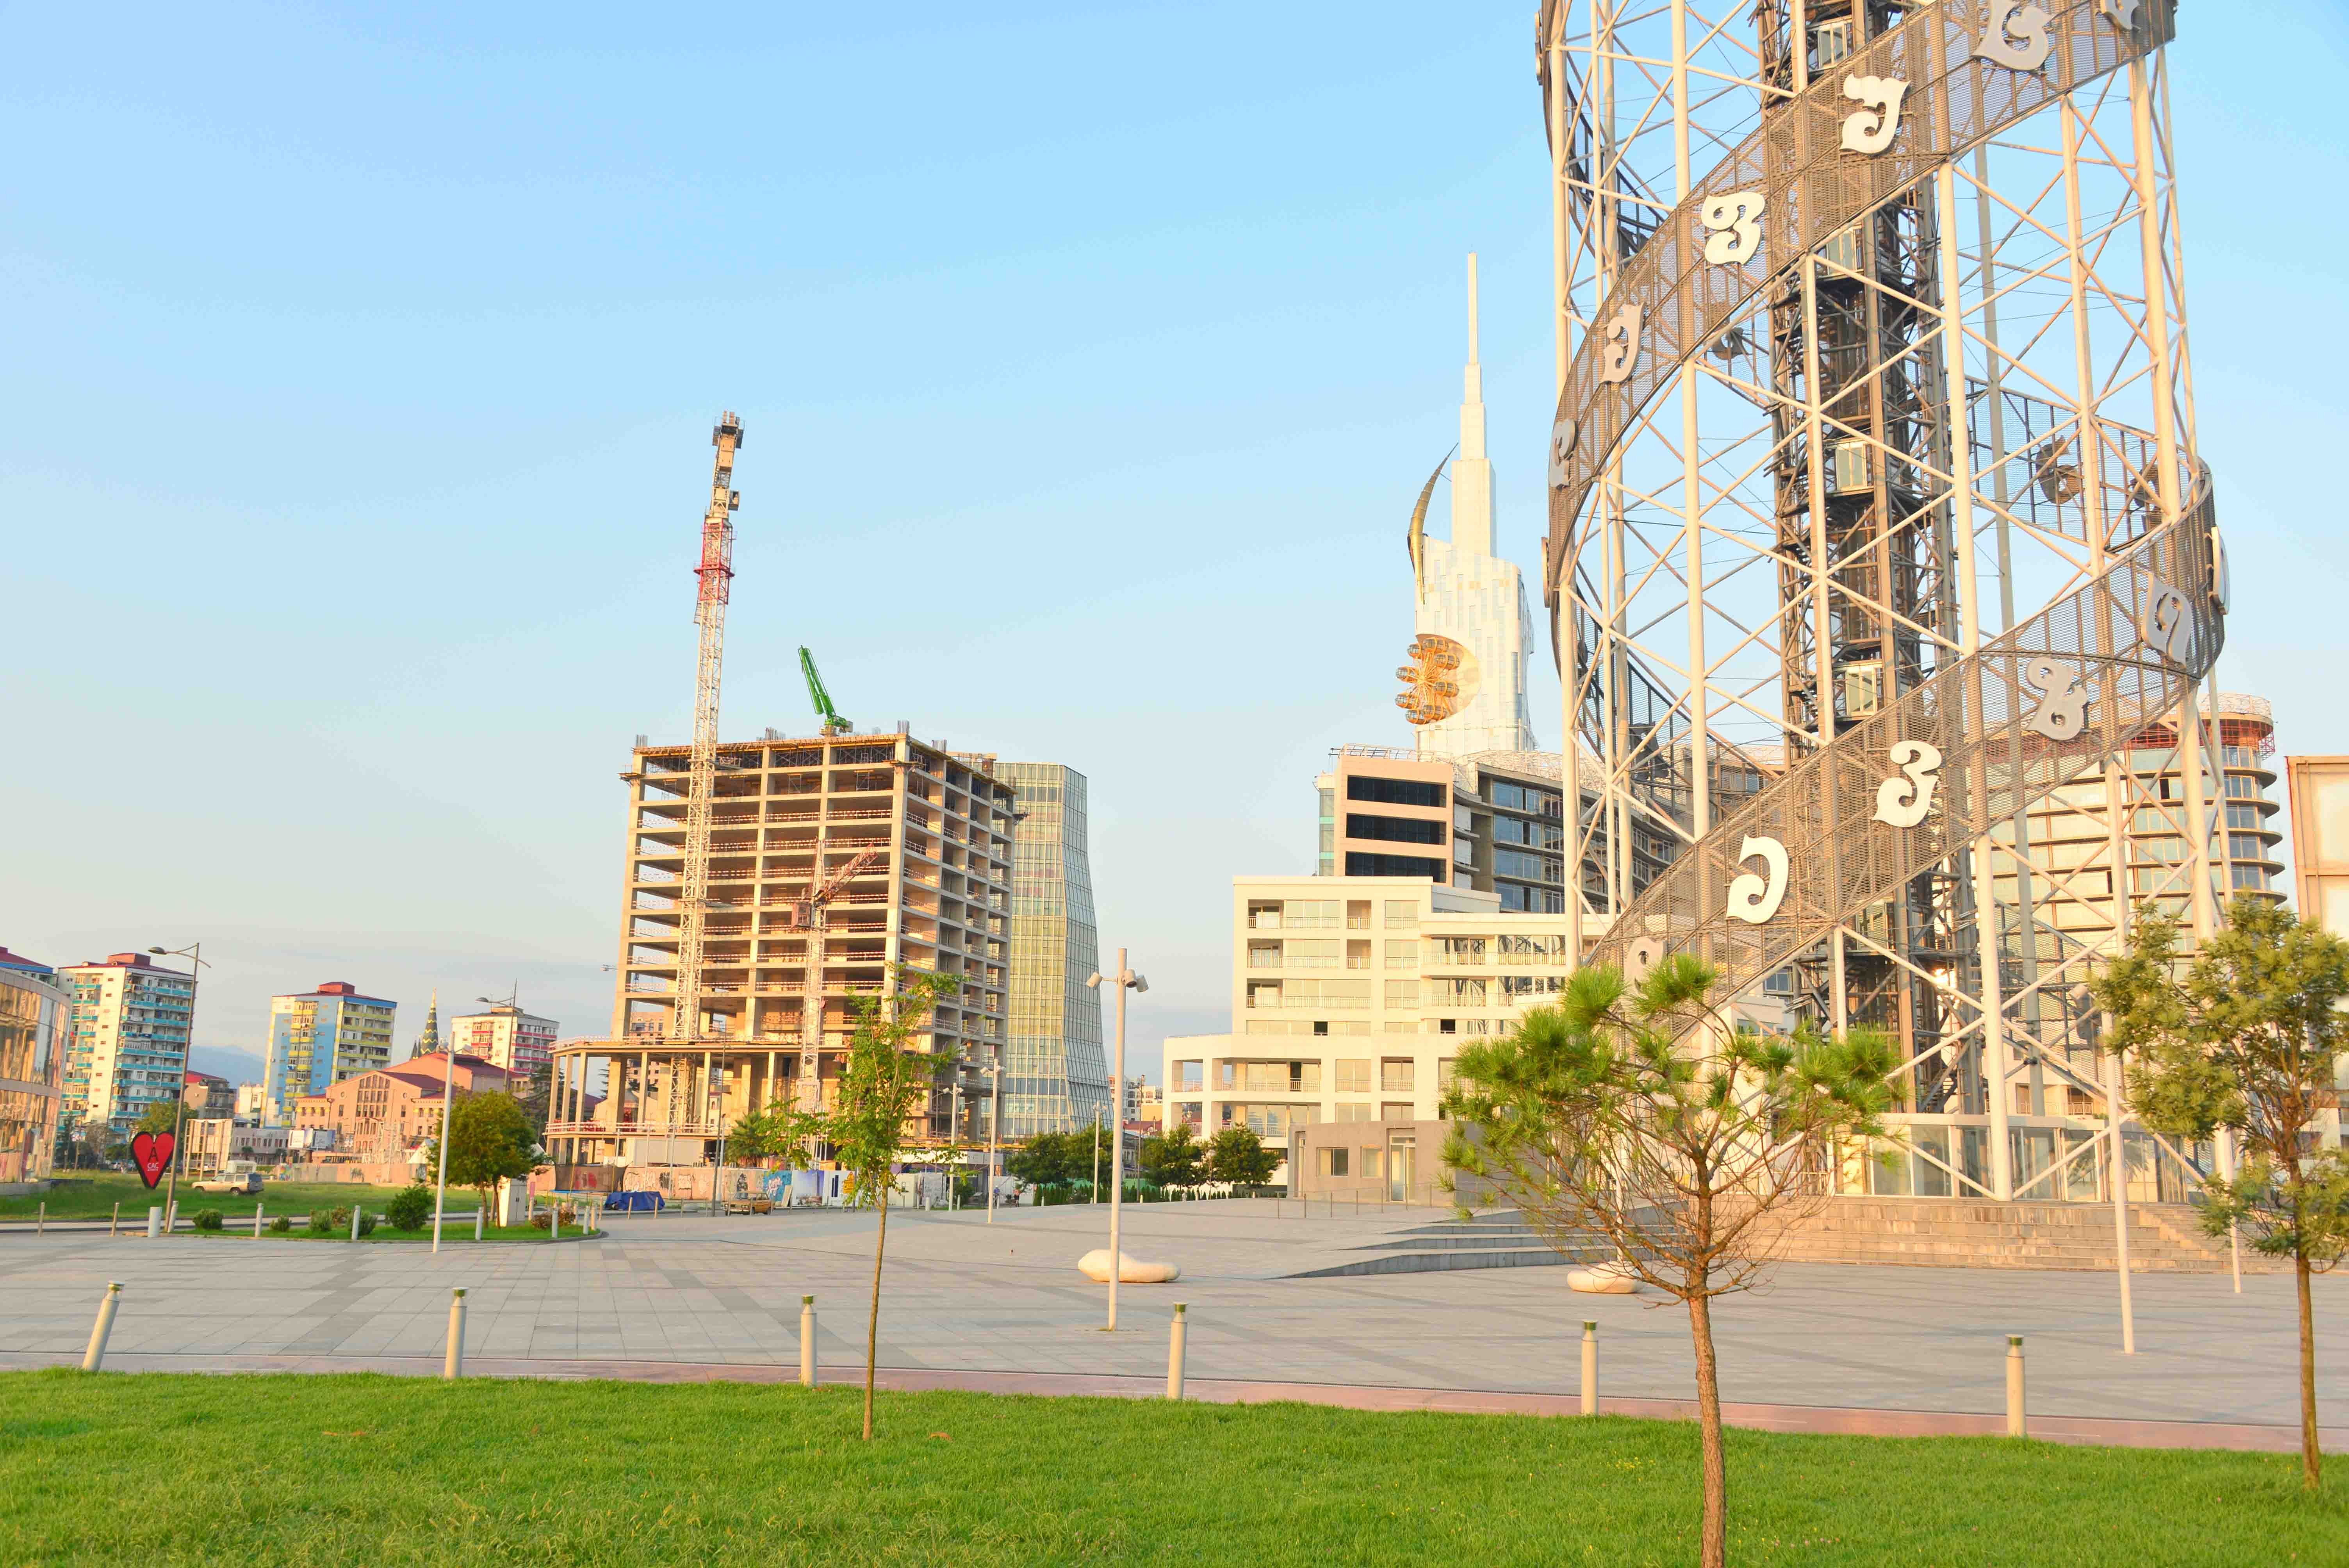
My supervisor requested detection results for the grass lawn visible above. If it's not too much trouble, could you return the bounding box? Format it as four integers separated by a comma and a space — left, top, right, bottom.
2, 1173, 421, 1223
0, 1372, 2341, 1566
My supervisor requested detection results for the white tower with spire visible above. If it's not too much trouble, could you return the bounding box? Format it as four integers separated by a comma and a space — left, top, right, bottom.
1413, 253, 1537, 760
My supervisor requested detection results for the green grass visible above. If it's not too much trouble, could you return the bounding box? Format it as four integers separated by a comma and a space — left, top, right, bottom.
3, 1173, 421, 1222
0, 1372, 2340, 1566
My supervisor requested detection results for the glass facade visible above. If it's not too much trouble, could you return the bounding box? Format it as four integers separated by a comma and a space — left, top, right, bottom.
1000, 763, 1110, 1139
0, 966, 65, 1181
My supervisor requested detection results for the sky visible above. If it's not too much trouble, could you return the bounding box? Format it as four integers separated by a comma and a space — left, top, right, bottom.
5, 2, 2347, 1087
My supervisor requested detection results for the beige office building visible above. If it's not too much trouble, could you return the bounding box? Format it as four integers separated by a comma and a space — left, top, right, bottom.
1162, 876, 1656, 1194
0, 954, 66, 1183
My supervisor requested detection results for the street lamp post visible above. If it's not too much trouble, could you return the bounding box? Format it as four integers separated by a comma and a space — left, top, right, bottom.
146, 944, 209, 1232
985, 1049, 1002, 1224
1091, 1103, 1103, 1204
1084, 951, 1146, 1331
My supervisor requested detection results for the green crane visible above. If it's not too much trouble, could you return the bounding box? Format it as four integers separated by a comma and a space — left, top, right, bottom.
798, 647, 850, 735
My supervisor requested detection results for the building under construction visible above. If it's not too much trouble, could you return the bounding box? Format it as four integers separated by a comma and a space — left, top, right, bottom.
543, 411, 1016, 1177
546, 730, 1014, 1168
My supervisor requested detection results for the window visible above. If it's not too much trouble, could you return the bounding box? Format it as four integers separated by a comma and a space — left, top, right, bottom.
1335, 1103, 1374, 1123
2228, 834, 2266, 862
1245, 1019, 1316, 1035
1317, 1146, 1350, 1177
1495, 848, 1559, 883
1380, 1059, 1415, 1093
1435, 937, 1487, 966
1284, 900, 1341, 929
1384, 941, 1419, 969
1383, 901, 1419, 929
1175, 1060, 1202, 1091
1335, 1059, 1371, 1094
1452, 838, 1473, 866
1384, 980, 1420, 1008
2233, 864, 2272, 889
1348, 813, 1445, 846
1361, 1147, 1385, 1176
1248, 901, 1283, 930
1346, 901, 1371, 930
1284, 939, 1340, 969
1347, 853, 1446, 878
1347, 775, 1445, 809
1381, 1103, 1414, 1124
1246, 942, 1281, 969
1436, 1059, 1457, 1092
2226, 803, 2265, 830
1347, 941, 1371, 970
1502, 975, 1564, 1000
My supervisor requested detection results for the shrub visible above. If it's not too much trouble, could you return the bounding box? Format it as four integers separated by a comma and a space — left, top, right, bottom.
269, 1216, 291, 1234
306, 1209, 339, 1236
386, 1185, 433, 1231
528, 1212, 551, 1230
192, 1209, 223, 1231
355, 1211, 377, 1237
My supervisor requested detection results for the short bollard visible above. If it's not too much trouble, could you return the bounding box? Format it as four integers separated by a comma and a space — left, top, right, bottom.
145, 1206, 160, 1239
799, 1295, 817, 1387
254, 1203, 265, 1239
36, 1201, 44, 1235
444, 1289, 467, 1380
2005, 1335, 2026, 1438
474, 1207, 484, 1243
110, 1202, 119, 1238
349, 1206, 361, 1242
1580, 1321, 1599, 1416
82, 1283, 122, 1372
1167, 1304, 1189, 1401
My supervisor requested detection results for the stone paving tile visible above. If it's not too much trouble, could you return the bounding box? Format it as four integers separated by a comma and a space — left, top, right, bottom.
7, 1205, 2345, 1429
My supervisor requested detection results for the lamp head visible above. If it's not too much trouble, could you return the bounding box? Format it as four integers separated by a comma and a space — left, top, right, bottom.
1132, 975, 1149, 994
1084, 972, 1102, 989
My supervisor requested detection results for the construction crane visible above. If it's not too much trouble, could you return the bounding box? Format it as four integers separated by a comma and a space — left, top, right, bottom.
798, 647, 851, 736
787, 845, 882, 1111
672, 412, 745, 1044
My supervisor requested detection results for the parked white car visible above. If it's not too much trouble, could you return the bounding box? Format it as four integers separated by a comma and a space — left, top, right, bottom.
193, 1162, 262, 1196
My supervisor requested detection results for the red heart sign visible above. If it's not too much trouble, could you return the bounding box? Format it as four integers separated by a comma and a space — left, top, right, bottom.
131, 1131, 174, 1188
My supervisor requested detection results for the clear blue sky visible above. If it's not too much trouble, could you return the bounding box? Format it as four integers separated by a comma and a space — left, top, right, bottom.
5, 3, 2345, 1085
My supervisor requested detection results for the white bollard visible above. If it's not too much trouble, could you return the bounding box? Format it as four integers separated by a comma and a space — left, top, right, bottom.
82, 1283, 122, 1371
1167, 1304, 1188, 1400
2006, 1335, 2026, 1438
445, 1288, 467, 1379
349, 1205, 361, 1242
145, 1206, 160, 1239
1581, 1321, 1599, 1416
475, 1206, 484, 1242
36, 1201, 43, 1235
800, 1295, 817, 1388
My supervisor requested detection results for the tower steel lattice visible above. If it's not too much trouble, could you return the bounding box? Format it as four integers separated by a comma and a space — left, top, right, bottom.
1538, 0, 2228, 1201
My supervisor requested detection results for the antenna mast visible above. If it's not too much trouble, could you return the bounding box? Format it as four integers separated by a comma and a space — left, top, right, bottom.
673, 411, 744, 1043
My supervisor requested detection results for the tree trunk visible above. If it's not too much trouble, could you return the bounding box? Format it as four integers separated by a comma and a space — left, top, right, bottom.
1688, 1290, 1728, 1568
864, 1183, 888, 1441
2298, 1247, 2321, 1491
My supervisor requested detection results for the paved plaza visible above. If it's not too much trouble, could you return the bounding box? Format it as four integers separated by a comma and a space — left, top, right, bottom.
4, 1199, 2342, 1446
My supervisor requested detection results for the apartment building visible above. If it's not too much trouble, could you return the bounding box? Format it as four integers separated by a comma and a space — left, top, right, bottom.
0, 951, 66, 1183
263, 982, 397, 1124
998, 761, 1109, 1139
182, 1117, 291, 1176
549, 729, 1015, 1167
56, 952, 198, 1138
182, 1070, 234, 1116
445, 1002, 559, 1080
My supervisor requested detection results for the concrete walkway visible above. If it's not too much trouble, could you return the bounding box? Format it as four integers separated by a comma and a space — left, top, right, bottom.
5, 1200, 2341, 1449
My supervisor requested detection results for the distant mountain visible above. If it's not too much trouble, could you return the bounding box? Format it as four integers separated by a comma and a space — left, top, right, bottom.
188, 1044, 264, 1087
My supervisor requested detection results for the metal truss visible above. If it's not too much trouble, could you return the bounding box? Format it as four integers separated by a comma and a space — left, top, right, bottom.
1538, 0, 2228, 1201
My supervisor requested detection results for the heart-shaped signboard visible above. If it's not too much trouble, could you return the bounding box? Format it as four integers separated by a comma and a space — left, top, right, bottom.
131, 1130, 174, 1189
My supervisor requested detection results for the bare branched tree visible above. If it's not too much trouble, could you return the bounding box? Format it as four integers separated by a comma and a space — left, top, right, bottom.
1443, 955, 1892, 1568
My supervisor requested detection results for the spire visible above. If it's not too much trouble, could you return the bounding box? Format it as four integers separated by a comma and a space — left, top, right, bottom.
1452, 252, 1495, 556
410, 989, 440, 1060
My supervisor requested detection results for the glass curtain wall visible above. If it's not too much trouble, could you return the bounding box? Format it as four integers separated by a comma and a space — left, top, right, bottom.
1001, 763, 1110, 1139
